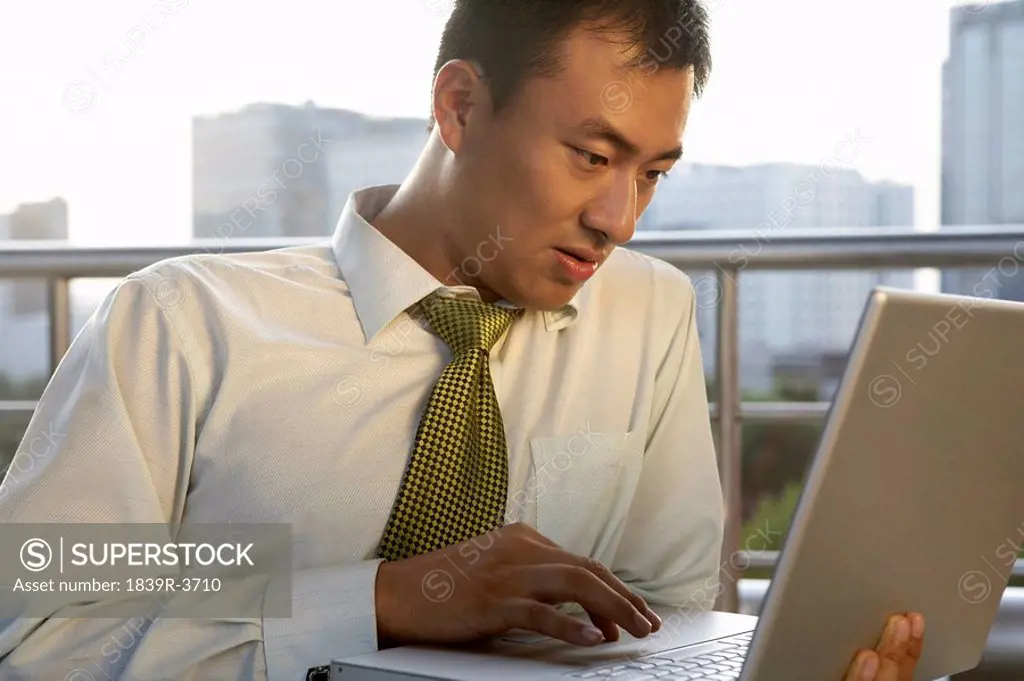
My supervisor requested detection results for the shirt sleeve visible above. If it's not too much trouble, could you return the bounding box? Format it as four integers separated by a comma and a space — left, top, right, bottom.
610, 269, 726, 611
0, 273, 385, 680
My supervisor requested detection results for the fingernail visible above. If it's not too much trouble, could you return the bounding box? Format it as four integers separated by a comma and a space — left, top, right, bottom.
895, 617, 910, 644
860, 654, 878, 681
649, 610, 662, 626
582, 626, 603, 644
635, 612, 653, 634
911, 614, 925, 638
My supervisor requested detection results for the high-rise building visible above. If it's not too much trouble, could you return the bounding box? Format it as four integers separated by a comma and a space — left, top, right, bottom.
192, 102, 428, 242
638, 163, 915, 395
323, 117, 429, 222
941, 0, 1024, 301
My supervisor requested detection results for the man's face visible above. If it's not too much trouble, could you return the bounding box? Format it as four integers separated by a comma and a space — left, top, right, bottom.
450, 25, 695, 311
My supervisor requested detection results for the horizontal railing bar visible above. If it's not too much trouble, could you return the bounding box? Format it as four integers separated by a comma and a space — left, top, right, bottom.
2, 400, 834, 423
740, 551, 1024, 578
0, 401, 40, 413
633, 226, 1024, 270
741, 551, 779, 570
1, 227, 1024, 277
0, 238, 326, 278
710, 401, 831, 423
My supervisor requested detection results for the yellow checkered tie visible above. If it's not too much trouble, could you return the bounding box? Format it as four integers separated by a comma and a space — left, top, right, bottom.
376, 293, 522, 562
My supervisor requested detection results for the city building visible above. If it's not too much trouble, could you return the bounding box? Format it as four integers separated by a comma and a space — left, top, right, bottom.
941, 0, 1024, 301
192, 101, 427, 242
191, 103, 919, 397
323, 117, 429, 223
638, 163, 916, 396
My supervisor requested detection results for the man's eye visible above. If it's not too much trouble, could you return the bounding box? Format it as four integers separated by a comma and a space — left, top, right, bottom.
646, 169, 670, 182
574, 147, 607, 167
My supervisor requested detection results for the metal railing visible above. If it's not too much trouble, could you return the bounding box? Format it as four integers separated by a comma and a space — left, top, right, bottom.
3, 226, 1024, 671
631, 225, 1024, 614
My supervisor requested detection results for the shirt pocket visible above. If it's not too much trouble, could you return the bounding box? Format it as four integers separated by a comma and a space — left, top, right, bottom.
527, 430, 645, 560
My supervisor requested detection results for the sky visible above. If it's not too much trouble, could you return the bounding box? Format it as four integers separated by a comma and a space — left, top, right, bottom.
0, 0, 986, 248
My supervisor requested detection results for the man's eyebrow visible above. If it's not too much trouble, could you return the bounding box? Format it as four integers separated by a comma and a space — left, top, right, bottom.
573, 116, 684, 163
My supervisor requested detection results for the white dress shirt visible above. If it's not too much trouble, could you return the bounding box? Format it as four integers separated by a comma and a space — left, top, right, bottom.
0, 185, 724, 680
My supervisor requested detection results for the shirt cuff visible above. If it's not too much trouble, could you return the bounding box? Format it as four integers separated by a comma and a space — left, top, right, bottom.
262, 559, 385, 680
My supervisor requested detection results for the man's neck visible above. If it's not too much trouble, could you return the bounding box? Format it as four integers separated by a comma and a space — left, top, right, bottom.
372, 182, 455, 283
371, 154, 500, 303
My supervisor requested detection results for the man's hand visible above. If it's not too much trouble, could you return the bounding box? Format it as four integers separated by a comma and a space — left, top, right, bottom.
843, 612, 925, 681
374, 522, 662, 648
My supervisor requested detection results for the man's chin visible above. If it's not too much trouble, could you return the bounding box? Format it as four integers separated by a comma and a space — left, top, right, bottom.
487, 271, 581, 311
515, 282, 581, 312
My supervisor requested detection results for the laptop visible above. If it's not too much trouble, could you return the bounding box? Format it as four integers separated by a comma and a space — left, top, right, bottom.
330, 287, 1024, 681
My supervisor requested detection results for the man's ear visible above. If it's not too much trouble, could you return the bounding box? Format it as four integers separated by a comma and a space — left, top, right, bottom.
431, 59, 490, 153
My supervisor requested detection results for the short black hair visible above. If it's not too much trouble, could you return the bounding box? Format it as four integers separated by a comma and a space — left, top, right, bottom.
428, 0, 713, 130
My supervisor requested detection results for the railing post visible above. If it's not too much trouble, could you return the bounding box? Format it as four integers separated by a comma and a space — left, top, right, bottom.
48, 277, 71, 375
714, 267, 742, 613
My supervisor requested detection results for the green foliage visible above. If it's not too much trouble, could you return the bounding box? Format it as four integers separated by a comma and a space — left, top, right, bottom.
741, 481, 803, 552
738, 384, 822, 526
0, 373, 47, 401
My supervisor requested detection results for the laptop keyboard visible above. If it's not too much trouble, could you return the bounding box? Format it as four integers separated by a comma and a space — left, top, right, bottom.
565, 631, 752, 680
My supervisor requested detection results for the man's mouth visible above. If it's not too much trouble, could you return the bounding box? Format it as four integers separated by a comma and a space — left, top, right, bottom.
554, 247, 600, 264
553, 247, 601, 283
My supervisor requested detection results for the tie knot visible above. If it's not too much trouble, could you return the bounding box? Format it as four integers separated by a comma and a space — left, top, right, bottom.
419, 293, 520, 355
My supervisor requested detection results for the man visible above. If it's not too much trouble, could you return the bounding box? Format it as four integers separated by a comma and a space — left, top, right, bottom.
0, 1, 924, 679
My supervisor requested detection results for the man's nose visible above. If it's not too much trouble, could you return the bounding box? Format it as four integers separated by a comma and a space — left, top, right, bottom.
581, 174, 637, 246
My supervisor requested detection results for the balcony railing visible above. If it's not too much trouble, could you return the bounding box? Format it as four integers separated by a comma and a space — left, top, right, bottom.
3, 225, 1024, 676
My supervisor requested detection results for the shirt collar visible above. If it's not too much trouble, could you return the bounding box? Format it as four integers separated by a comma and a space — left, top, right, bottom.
331, 184, 583, 343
